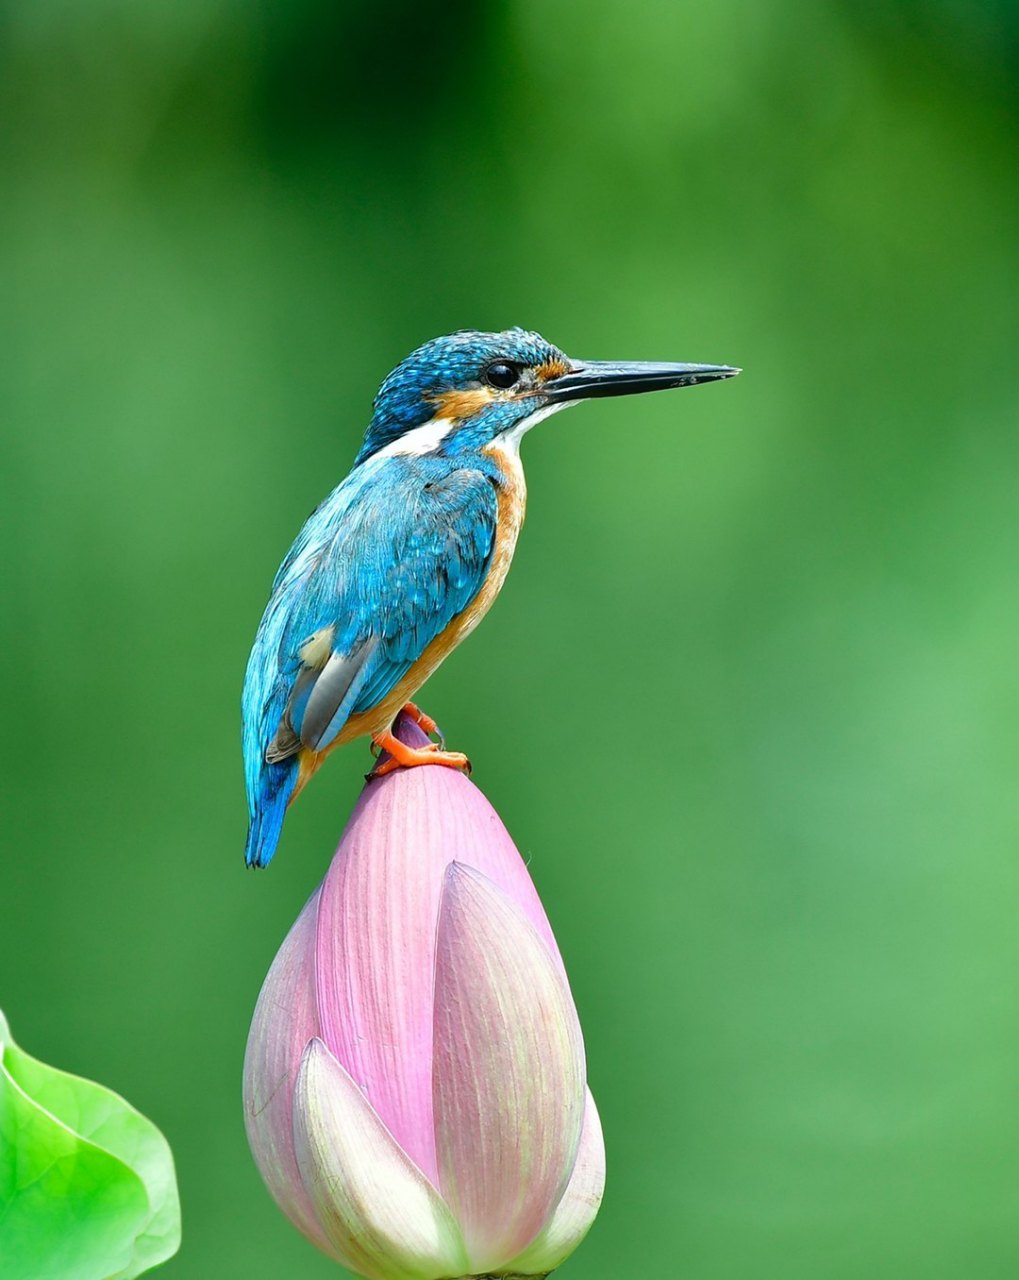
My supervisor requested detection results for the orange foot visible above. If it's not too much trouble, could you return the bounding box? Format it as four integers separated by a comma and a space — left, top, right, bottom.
401, 701, 444, 747
368, 729, 471, 780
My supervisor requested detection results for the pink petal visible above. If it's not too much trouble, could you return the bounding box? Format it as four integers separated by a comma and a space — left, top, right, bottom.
505, 1088, 606, 1275
242, 887, 338, 1260
432, 862, 586, 1272
292, 1039, 469, 1280
314, 716, 563, 1185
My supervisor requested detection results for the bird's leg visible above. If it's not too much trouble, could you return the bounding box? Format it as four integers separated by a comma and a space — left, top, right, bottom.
401, 701, 445, 749
368, 729, 470, 780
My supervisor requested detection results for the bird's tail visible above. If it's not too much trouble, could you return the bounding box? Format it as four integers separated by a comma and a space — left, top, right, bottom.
245, 758, 300, 869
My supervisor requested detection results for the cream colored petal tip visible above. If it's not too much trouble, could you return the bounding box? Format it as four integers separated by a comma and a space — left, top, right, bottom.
292, 1038, 469, 1280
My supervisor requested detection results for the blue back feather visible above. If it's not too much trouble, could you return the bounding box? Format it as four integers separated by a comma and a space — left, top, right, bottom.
243, 326, 568, 868
242, 449, 500, 867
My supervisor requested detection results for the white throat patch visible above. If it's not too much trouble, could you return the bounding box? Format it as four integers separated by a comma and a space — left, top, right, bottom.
497, 400, 575, 455
370, 400, 575, 461
371, 417, 456, 460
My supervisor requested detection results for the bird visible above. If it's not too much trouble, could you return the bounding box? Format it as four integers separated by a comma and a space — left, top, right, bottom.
242, 327, 739, 868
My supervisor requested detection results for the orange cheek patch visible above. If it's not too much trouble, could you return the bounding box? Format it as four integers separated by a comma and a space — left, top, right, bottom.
429, 387, 496, 421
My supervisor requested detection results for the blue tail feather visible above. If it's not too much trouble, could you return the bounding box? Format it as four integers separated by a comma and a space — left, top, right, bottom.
245, 758, 299, 869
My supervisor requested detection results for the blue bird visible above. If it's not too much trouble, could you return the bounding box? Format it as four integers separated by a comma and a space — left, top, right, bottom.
242, 328, 739, 868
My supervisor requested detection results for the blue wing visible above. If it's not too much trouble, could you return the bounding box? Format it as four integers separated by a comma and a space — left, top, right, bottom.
242, 452, 498, 866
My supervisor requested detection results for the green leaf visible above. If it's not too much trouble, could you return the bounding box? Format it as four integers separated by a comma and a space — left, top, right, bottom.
0, 1010, 181, 1280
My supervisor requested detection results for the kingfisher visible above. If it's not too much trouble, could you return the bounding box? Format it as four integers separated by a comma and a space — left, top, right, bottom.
242, 328, 738, 867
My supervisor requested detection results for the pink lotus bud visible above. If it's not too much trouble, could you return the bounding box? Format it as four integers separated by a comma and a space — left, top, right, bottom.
243, 717, 605, 1279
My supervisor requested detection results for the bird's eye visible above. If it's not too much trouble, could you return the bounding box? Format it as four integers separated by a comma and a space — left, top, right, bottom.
484, 361, 520, 390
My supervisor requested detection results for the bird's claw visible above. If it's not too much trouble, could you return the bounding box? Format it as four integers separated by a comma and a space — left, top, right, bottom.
401, 702, 445, 749
368, 733, 471, 780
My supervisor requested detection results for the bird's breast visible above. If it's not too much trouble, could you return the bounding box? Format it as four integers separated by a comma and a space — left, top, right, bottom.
461, 441, 527, 636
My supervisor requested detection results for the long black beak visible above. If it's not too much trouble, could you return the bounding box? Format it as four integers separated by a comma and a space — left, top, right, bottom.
544, 360, 740, 403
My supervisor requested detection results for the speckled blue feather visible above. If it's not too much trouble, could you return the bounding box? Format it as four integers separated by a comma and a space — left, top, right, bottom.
242, 325, 739, 868
242, 449, 501, 867
243, 327, 568, 868
357, 327, 565, 463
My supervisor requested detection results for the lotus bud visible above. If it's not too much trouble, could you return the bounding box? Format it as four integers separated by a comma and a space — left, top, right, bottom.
243, 716, 604, 1279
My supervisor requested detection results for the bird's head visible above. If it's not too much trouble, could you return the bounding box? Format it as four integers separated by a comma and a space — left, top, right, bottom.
355, 327, 739, 465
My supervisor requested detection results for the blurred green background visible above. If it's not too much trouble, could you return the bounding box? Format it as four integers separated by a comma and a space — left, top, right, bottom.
3, 1, 1018, 1276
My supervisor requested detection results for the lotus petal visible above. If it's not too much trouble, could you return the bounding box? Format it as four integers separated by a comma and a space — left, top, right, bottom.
505, 1088, 606, 1276
242, 887, 335, 1258
431, 863, 585, 1272
292, 1038, 469, 1280
314, 717, 564, 1184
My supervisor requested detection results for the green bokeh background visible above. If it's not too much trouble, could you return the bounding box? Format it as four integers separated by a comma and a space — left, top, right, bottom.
3, 2, 1018, 1276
